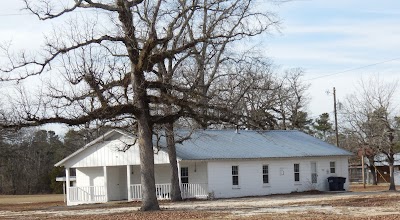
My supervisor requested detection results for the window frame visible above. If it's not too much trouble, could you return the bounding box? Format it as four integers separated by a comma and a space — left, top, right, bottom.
330, 161, 336, 174
232, 165, 239, 186
294, 163, 300, 182
262, 165, 269, 184
181, 167, 189, 184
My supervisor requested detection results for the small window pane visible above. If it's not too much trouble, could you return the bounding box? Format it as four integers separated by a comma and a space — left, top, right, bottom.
295, 173, 300, 181
181, 177, 189, 184
263, 175, 269, 184
294, 164, 300, 172
232, 176, 239, 185
232, 166, 238, 175
181, 167, 188, 177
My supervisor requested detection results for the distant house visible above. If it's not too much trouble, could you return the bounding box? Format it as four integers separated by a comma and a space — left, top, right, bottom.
366, 154, 400, 184
55, 129, 352, 206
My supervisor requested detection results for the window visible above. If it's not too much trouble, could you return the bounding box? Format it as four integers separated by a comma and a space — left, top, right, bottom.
262, 165, 269, 184
330, 161, 336, 173
181, 167, 189, 183
232, 166, 239, 186
294, 163, 300, 182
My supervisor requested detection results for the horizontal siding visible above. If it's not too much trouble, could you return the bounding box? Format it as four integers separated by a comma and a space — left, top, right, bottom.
180, 161, 208, 184
208, 156, 349, 198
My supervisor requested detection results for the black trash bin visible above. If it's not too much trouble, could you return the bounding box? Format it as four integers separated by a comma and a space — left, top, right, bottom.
327, 177, 339, 191
327, 177, 346, 191
337, 177, 346, 191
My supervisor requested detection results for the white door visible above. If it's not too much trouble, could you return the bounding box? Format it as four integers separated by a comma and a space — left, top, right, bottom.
311, 162, 317, 184
108, 166, 121, 201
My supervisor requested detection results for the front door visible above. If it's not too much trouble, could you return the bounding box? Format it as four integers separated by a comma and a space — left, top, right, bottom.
108, 166, 121, 201
311, 162, 317, 184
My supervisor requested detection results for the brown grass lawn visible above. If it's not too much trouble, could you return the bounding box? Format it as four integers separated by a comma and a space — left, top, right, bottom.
1, 184, 400, 220
0, 194, 64, 204
349, 183, 395, 192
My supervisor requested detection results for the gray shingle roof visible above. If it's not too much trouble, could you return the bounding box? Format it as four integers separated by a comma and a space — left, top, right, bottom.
164, 130, 352, 160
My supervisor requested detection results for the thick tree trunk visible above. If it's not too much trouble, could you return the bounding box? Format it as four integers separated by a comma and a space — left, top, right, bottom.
368, 166, 377, 185
389, 162, 396, 191
165, 123, 182, 201
115, 0, 160, 210
132, 69, 160, 210
366, 157, 378, 185
137, 114, 160, 211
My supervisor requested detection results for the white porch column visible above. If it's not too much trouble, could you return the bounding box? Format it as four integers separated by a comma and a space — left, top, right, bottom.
63, 182, 66, 203
65, 167, 70, 205
177, 159, 182, 187
127, 165, 131, 201
103, 166, 108, 202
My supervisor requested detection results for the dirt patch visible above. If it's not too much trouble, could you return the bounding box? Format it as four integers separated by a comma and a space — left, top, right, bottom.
328, 194, 400, 207
57, 210, 226, 220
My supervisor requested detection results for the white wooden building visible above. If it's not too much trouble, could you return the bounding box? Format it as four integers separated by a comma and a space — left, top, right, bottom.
55, 129, 352, 206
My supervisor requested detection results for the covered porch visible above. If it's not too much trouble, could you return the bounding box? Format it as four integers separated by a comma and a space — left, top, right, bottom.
65, 162, 209, 206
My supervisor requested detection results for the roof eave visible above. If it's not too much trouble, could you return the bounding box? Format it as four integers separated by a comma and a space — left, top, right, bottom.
179, 154, 353, 161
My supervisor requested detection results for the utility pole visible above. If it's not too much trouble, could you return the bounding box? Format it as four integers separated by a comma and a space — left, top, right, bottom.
333, 87, 339, 147
362, 147, 366, 188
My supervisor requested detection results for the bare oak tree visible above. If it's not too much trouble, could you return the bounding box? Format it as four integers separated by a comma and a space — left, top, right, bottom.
342, 77, 399, 190
0, 0, 276, 210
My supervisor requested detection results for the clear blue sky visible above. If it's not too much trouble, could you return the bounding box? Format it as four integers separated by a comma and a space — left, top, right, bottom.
1, 1, 400, 133
265, 0, 400, 117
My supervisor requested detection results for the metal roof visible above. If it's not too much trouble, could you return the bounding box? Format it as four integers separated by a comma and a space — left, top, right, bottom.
373, 154, 400, 166
164, 130, 352, 160
56, 129, 352, 167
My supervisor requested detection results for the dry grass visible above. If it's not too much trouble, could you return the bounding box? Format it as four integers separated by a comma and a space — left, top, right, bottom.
2, 184, 400, 219
0, 194, 64, 204
349, 183, 396, 192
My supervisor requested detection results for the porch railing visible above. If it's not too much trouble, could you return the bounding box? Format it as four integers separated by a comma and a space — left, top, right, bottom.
181, 183, 208, 199
156, 183, 171, 199
69, 186, 106, 203
131, 184, 142, 200
129, 183, 208, 201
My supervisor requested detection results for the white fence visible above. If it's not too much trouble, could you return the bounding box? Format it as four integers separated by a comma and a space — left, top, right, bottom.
68, 183, 208, 204
129, 183, 208, 201
69, 186, 106, 204
181, 183, 208, 199
131, 184, 142, 200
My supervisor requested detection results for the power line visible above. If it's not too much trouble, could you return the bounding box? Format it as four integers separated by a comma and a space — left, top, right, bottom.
305, 57, 400, 81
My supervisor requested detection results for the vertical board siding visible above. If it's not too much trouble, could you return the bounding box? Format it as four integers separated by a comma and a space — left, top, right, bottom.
68, 139, 170, 168
76, 167, 104, 187
154, 165, 172, 183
